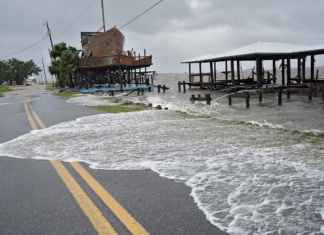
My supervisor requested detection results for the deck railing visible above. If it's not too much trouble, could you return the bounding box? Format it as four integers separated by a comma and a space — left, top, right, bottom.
78, 55, 152, 69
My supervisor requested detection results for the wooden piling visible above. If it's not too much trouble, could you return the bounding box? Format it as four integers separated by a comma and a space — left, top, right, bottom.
183, 81, 186, 93
178, 81, 181, 92
278, 87, 282, 106
259, 93, 262, 102
246, 92, 250, 108
157, 85, 161, 93
163, 85, 166, 93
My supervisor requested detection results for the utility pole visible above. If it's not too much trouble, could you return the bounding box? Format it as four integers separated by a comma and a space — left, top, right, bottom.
46, 21, 54, 49
48, 48, 56, 83
41, 73, 43, 83
42, 58, 48, 84
101, 0, 106, 31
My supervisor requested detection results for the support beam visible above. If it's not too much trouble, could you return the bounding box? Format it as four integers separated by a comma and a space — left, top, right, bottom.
225, 61, 228, 82
287, 58, 291, 85
311, 54, 315, 81
272, 60, 276, 84
237, 60, 240, 85
298, 59, 301, 79
281, 58, 285, 86
256, 57, 262, 88
214, 62, 216, 83
210, 62, 214, 84
199, 62, 202, 83
188, 63, 191, 84
144, 49, 147, 83
302, 57, 306, 82
230, 60, 235, 86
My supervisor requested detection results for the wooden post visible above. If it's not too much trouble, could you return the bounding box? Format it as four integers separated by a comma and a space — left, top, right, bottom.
191, 94, 195, 103
210, 61, 214, 84
302, 57, 306, 82
231, 60, 235, 86
313, 84, 317, 98
287, 86, 291, 99
309, 86, 313, 100
188, 63, 191, 84
127, 69, 131, 84
144, 49, 147, 83
278, 86, 282, 106
316, 69, 319, 79
134, 51, 137, 85
281, 58, 285, 86
183, 81, 186, 93
206, 94, 211, 106
272, 60, 276, 82
163, 85, 166, 93
298, 59, 301, 79
139, 53, 141, 84
199, 62, 202, 83
178, 81, 181, 92
256, 57, 262, 88
237, 60, 240, 85
246, 92, 250, 108
225, 61, 228, 83
259, 93, 262, 102
228, 96, 232, 106
322, 87, 324, 101
157, 85, 161, 93
287, 58, 291, 86
214, 62, 217, 85
311, 54, 315, 82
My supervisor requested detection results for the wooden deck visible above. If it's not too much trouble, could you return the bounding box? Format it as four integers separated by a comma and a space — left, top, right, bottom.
77, 55, 152, 69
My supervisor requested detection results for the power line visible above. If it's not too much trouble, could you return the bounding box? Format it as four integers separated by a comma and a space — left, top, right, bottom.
57, 0, 95, 37
88, 0, 164, 48
47, 0, 60, 21
52, 0, 76, 28
0, 35, 48, 59
0, 28, 45, 54
52, 34, 79, 48
119, 0, 163, 30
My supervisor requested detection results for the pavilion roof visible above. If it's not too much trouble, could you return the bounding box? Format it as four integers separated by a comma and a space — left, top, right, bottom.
182, 41, 309, 63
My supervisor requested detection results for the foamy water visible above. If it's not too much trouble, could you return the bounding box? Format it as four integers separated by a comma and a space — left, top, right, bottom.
1, 73, 324, 234
1, 110, 324, 234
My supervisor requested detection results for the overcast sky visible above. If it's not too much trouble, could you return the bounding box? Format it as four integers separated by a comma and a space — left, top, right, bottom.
1, 0, 324, 81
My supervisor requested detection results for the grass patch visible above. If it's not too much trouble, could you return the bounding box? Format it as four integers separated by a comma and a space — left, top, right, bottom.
0, 86, 15, 93
0, 86, 15, 97
86, 104, 147, 114
101, 97, 114, 102
54, 93, 81, 99
45, 84, 61, 90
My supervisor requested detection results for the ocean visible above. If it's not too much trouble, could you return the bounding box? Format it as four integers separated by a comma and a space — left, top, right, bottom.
1, 72, 324, 234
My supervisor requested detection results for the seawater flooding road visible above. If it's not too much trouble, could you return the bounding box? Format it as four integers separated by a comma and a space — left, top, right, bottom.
0, 86, 225, 235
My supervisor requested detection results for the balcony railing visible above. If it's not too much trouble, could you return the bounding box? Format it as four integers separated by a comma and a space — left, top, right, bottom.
78, 55, 152, 69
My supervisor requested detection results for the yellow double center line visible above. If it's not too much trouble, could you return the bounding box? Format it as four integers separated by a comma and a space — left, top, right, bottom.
23, 96, 149, 235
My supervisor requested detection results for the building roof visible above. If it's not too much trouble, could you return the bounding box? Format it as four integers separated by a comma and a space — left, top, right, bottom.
182, 41, 310, 63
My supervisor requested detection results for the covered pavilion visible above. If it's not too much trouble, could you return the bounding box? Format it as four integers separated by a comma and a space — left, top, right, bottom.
181, 41, 324, 89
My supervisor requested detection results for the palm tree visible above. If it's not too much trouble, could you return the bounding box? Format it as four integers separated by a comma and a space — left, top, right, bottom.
48, 43, 79, 88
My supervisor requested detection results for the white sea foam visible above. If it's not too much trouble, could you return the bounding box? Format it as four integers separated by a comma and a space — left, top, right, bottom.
1, 110, 324, 234
67, 95, 119, 106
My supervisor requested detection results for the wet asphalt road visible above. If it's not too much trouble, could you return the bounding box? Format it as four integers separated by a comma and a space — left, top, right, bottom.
0, 86, 227, 235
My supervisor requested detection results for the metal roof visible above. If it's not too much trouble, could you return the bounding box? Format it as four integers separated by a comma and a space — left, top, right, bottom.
297, 43, 324, 53
182, 41, 308, 63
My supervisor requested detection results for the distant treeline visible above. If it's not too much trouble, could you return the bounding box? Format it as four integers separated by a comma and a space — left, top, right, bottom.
0, 58, 41, 85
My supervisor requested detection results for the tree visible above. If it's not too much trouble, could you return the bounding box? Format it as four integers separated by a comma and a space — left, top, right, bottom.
0, 58, 41, 85
48, 42, 79, 88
